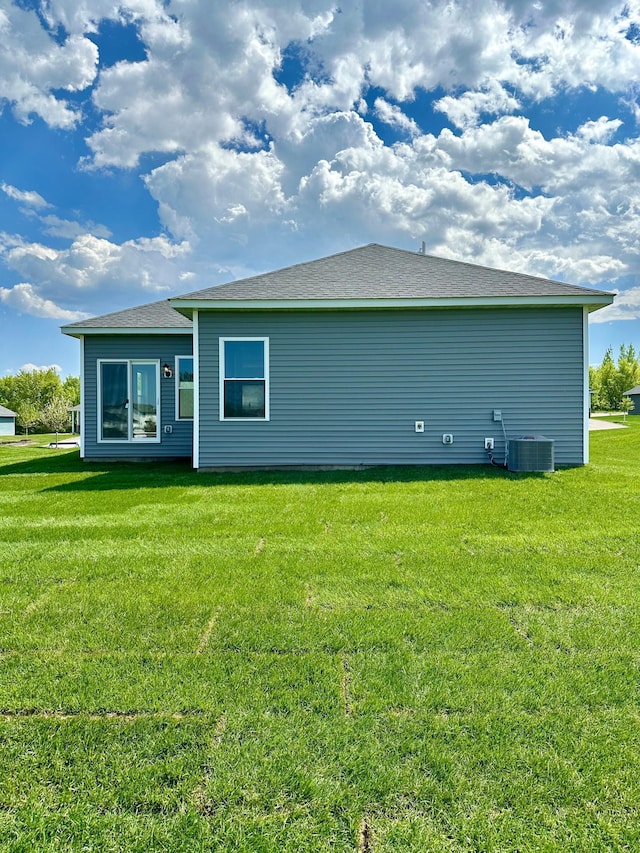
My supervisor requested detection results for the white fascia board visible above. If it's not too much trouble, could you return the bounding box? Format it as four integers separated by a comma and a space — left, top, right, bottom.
192, 310, 199, 470
61, 326, 192, 338
583, 307, 590, 465
170, 294, 614, 312
79, 335, 85, 459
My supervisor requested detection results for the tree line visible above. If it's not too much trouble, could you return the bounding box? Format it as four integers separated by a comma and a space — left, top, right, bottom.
0, 368, 80, 436
589, 344, 640, 412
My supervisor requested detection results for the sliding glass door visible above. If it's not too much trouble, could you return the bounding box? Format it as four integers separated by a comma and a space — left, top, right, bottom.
99, 360, 159, 442
100, 362, 128, 439
131, 362, 158, 438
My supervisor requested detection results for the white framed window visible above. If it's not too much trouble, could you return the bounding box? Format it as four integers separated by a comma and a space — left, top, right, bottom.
219, 337, 269, 421
98, 359, 160, 442
175, 355, 194, 420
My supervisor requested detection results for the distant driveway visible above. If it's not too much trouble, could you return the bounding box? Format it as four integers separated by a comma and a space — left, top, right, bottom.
589, 418, 627, 431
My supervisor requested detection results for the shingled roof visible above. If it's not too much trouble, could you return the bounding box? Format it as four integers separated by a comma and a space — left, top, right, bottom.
0, 405, 17, 417
62, 244, 614, 334
62, 298, 192, 335
174, 244, 612, 302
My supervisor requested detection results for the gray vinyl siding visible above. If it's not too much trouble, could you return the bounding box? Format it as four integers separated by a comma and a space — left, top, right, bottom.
198, 307, 586, 468
83, 335, 193, 459
0, 417, 15, 436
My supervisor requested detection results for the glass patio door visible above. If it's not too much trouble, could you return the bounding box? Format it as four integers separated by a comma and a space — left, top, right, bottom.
131, 362, 158, 438
99, 360, 159, 441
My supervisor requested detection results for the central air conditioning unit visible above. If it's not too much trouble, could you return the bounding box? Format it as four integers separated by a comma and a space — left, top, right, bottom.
508, 435, 554, 473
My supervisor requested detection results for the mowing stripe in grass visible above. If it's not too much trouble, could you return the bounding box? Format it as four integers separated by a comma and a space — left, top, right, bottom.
0, 710, 202, 720
22, 578, 75, 618
195, 609, 221, 655
498, 606, 534, 647
340, 654, 353, 716
211, 712, 227, 745
358, 816, 373, 853
192, 713, 227, 817
305, 582, 315, 608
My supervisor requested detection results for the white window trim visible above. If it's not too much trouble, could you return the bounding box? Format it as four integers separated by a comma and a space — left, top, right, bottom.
174, 354, 194, 421
97, 358, 161, 443
219, 337, 270, 422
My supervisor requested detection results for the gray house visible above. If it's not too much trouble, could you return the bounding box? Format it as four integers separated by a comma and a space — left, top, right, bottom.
0, 405, 17, 437
62, 243, 614, 469
624, 386, 640, 414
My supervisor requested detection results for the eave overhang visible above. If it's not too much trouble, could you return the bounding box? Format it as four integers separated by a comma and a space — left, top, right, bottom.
61, 326, 192, 339
170, 293, 614, 318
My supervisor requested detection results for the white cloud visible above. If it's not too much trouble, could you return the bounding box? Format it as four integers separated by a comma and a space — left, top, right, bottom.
590, 286, 640, 322
6, 0, 640, 141
0, 283, 89, 321
41, 0, 166, 35
434, 82, 521, 129
1, 193, 115, 240
1, 232, 194, 318
20, 362, 62, 373
576, 116, 623, 143
373, 98, 420, 136
0, 3, 97, 128
1, 183, 50, 209
39, 215, 112, 240
3, 0, 640, 327
66, 0, 640, 289
144, 145, 288, 246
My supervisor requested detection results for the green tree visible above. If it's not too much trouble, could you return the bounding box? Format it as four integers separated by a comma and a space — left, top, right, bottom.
62, 375, 80, 406
590, 344, 640, 411
15, 401, 41, 437
41, 394, 71, 447
22, 368, 60, 410
0, 374, 17, 412
616, 344, 640, 401
597, 347, 618, 411
621, 395, 634, 422
589, 365, 602, 412
0, 368, 80, 433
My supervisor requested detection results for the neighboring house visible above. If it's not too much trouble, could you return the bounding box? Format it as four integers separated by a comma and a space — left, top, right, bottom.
69, 404, 81, 434
62, 243, 614, 469
624, 386, 640, 414
0, 405, 17, 437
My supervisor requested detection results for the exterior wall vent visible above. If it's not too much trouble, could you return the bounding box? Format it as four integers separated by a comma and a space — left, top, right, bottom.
508, 435, 554, 473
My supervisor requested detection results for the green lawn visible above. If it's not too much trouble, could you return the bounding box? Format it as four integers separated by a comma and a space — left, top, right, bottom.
1, 423, 639, 852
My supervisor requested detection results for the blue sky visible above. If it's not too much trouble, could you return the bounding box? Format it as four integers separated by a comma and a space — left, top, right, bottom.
2, 0, 640, 378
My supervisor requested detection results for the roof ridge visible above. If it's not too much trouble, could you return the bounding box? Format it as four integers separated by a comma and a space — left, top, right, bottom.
172, 243, 614, 303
